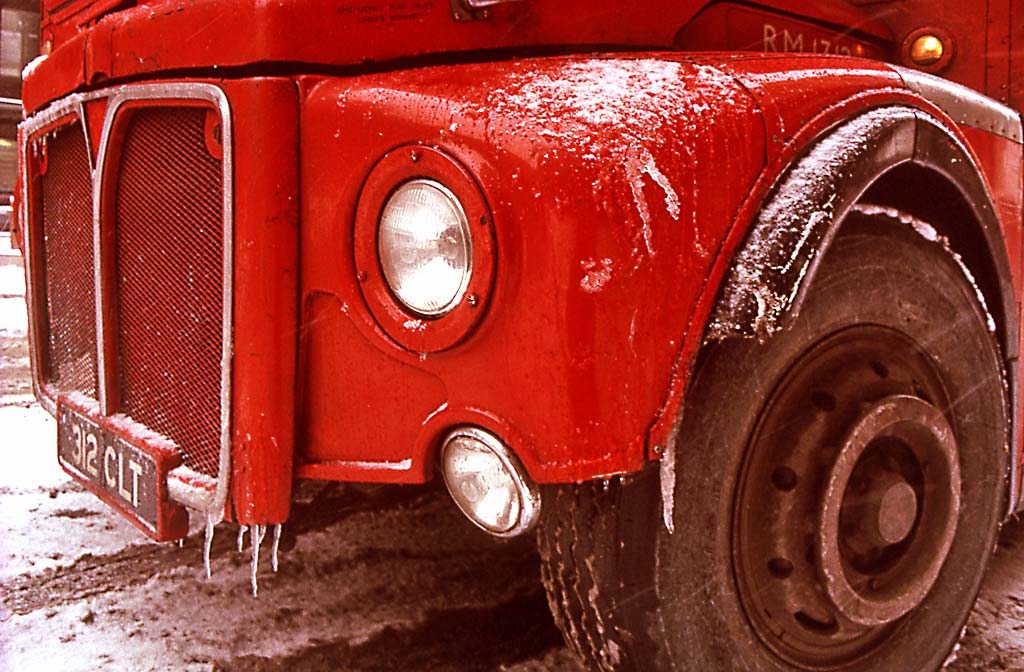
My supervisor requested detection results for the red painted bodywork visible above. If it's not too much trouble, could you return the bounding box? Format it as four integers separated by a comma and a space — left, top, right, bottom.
226, 78, 300, 524
17, 0, 1024, 532
299, 56, 766, 483
24, 0, 896, 112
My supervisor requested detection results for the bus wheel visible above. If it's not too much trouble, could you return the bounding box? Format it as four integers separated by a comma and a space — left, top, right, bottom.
538, 211, 1008, 671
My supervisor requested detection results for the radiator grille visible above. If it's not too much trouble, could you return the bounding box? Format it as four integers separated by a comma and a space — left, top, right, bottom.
114, 107, 224, 478
39, 123, 98, 397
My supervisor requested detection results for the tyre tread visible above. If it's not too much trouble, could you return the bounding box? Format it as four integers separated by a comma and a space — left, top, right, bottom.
538, 474, 659, 671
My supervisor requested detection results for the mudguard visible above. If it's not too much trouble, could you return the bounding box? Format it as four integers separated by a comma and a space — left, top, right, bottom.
704, 96, 1022, 511
707, 107, 1016, 352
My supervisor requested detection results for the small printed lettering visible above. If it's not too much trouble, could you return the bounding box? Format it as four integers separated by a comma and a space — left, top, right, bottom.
763, 23, 854, 56
339, 0, 432, 23
336, 3, 385, 15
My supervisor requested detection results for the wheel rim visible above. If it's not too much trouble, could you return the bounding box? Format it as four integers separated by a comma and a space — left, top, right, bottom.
732, 326, 962, 668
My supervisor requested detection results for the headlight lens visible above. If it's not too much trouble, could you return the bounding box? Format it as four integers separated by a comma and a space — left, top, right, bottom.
378, 179, 472, 317
443, 435, 522, 534
441, 427, 541, 537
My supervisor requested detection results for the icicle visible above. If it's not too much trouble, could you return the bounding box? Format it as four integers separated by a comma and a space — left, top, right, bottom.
203, 514, 216, 579
271, 524, 282, 573
237, 524, 247, 552
250, 524, 266, 597
659, 439, 677, 535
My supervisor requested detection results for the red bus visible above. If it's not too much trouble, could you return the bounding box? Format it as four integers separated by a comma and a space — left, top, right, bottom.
14, 1, 1024, 669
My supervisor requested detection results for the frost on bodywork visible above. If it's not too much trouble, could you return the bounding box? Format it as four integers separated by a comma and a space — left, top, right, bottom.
477, 59, 740, 270
580, 258, 614, 293
851, 204, 998, 334
626, 145, 682, 255
21, 54, 46, 80
706, 106, 918, 342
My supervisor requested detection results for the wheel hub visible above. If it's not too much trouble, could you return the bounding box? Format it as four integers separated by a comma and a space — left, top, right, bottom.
819, 395, 960, 626
876, 481, 918, 545
876, 479, 917, 544
841, 467, 919, 553
733, 327, 963, 667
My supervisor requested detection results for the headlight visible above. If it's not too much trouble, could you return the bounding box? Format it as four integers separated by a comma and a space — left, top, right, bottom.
354, 145, 495, 352
441, 426, 541, 537
378, 179, 472, 317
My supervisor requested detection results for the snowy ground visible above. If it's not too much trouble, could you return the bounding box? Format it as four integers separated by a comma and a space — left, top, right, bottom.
1, 231, 1023, 671
0, 232, 578, 672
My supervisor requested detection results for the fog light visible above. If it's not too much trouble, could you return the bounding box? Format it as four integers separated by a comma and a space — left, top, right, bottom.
441, 427, 541, 538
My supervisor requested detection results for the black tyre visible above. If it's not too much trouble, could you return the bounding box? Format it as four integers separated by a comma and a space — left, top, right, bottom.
538, 211, 1008, 671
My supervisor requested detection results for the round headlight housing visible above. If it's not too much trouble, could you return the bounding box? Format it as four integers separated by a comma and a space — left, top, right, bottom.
354, 145, 495, 352
378, 179, 472, 317
441, 427, 541, 537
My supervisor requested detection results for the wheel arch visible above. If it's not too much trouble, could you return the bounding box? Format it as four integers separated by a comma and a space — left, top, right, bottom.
705, 106, 1021, 514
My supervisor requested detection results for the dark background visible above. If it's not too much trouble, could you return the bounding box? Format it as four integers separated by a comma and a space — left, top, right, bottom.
1, 0, 38, 200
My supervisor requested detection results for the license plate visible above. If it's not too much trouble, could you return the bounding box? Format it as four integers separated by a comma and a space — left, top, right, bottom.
57, 406, 160, 531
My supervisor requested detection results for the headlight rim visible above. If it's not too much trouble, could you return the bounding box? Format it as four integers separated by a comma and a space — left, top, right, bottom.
354, 144, 495, 354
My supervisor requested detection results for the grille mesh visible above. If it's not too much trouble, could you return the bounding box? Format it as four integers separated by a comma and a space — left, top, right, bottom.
39, 122, 98, 397
114, 107, 224, 477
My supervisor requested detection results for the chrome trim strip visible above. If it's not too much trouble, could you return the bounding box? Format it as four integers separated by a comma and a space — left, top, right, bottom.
312, 458, 414, 472
897, 67, 1023, 144
93, 109, 106, 414
21, 92, 88, 136
18, 114, 55, 416
20, 82, 234, 519
77, 99, 94, 173
167, 465, 218, 511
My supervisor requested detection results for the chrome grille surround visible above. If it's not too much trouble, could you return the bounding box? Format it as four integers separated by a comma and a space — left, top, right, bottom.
37, 119, 98, 398
19, 83, 234, 516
